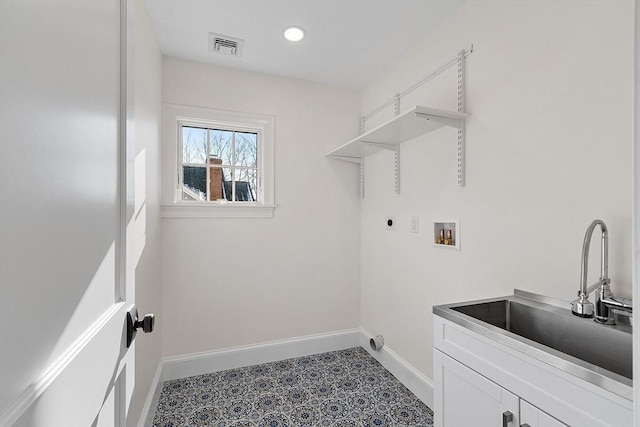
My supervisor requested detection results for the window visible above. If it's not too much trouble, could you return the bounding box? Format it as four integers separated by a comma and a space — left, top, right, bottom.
163, 104, 275, 218
181, 126, 258, 202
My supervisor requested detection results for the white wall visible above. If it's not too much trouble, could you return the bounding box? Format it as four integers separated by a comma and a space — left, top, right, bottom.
132, 0, 162, 424
360, 1, 634, 380
161, 58, 362, 357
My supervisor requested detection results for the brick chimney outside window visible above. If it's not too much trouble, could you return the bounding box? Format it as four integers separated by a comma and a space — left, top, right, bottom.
209, 156, 224, 201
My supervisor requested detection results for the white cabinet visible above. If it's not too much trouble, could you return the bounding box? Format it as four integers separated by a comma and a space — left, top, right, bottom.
435, 350, 567, 427
433, 316, 633, 427
436, 351, 519, 427
435, 350, 569, 427
520, 400, 567, 427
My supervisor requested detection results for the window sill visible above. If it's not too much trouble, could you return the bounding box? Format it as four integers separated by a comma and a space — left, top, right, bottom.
161, 204, 276, 219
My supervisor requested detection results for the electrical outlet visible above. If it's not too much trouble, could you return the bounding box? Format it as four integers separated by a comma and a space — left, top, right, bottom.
410, 216, 419, 233
385, 215, 395, 231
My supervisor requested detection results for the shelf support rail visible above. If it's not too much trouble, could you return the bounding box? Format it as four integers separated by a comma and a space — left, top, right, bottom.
394, 145, 400, 194
328, 155, 365, 197
360, 141, 400, 194
359, 118, 366, 198
360, 161, 365, 198
393, 94, 401, 194
457, 49, 466, 187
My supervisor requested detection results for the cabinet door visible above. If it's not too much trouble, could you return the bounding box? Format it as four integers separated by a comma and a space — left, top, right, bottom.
520, 400, 568, 427
435, 351, 520, 427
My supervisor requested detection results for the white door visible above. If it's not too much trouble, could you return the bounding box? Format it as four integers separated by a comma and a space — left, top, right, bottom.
434, 351, 520, 427
0, 0, 139, 425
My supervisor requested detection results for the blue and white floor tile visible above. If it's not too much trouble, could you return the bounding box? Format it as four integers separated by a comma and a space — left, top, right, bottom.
152, 347, 434, 426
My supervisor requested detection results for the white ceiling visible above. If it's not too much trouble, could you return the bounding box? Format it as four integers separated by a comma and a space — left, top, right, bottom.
145, 0, 465, 90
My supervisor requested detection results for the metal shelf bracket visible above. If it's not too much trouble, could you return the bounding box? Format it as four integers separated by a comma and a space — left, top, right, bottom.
328, 155, 361, 164
415, 112, 463, 129
359, 141, 395, 151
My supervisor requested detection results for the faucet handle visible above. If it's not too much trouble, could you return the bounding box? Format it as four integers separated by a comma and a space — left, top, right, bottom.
618, 297, 632, 308
601, 295, 633, 311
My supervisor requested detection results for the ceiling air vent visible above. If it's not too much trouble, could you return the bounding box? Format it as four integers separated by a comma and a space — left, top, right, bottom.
208, 32, 244, 57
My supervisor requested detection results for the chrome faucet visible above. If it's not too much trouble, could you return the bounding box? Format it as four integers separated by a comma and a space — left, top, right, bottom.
571, 219, 632, 324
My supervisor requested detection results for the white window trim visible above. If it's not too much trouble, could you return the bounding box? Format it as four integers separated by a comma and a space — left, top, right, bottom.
162, 103, 276, 218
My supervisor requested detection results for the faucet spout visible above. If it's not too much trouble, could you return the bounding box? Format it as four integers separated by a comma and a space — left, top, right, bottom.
571, 219, 609, 319
571, 219, 632, 324
579, 219, 609, 296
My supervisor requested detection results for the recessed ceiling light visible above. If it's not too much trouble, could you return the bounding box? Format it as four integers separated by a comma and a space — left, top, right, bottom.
283, 26, 305, 42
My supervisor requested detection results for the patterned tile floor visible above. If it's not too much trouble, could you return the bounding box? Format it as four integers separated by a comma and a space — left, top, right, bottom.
152, 347, 434, 426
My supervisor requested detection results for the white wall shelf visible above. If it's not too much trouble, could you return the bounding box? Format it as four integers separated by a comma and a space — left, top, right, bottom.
327, 106, 469, 195
326, 47, 472, 196
326, 106, 468, 159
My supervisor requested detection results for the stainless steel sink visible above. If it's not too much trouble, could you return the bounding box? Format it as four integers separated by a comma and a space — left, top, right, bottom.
451, 299, 632, 380
434, 290, 633, 399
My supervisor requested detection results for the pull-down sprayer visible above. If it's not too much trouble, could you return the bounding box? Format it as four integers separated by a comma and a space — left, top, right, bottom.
571, 219, 632, 324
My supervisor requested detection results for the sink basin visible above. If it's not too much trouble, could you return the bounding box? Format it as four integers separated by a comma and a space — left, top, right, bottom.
450, 299, 632, 380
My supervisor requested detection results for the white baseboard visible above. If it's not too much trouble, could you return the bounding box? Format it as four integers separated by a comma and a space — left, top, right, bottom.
138, 362, 164, 427
138, 328, 434, 426
361, 329, 434, 409
160, 328, 362, 381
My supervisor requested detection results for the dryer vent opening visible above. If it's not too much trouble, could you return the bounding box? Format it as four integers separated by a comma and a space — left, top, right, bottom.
369, 335, 384, 351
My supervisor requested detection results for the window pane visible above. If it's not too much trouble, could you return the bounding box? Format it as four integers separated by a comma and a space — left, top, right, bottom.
209, 129, 233, 166
182, 126, 207, 164
235, 132, 257, 167
235, 168, 257, 202
182, 165, 206, 201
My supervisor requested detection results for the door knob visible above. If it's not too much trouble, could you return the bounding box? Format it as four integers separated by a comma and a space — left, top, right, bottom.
137, 313, 155, 333
126, 306, 155, 348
